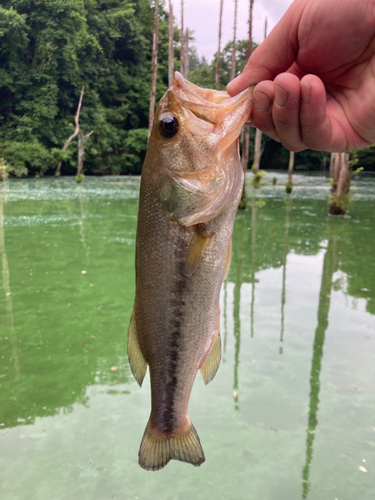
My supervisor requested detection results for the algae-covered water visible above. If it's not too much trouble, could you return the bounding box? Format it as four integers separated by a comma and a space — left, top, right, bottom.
0, 173, 374, 500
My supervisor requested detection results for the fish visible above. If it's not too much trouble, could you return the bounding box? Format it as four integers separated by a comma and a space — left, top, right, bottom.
128, 72, 253, 471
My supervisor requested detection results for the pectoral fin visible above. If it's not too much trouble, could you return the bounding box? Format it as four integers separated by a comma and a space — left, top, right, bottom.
185, 224, 214, 276
200, 332, 221, 385
127, 310, 148, 387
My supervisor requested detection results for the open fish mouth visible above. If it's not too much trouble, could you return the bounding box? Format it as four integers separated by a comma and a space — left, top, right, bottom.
169, 71, 253, 127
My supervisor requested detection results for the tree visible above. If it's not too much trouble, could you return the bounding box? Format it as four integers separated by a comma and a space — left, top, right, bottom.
230, 0, 238, 82
148, 0, 159, 134
180, 0, 185, 76
184, 28, 189, 78
55, 87, 93, 181
252, 16, 267, 176
168, 0, 174, 86
216, 0, 224, 90
0, 0, 172, 176
286, 151, 295, 193
238, 0, 254, 209
329, 152, 351, 215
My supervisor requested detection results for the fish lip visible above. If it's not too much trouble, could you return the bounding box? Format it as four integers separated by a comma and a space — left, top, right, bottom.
171, 72, 253, 125
173, 71, 252, 105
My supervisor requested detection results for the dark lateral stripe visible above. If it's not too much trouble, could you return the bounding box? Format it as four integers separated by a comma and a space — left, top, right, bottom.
161, 236, 188, 432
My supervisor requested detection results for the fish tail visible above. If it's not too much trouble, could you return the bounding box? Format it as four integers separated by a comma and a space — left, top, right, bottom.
138, 418, 205, 471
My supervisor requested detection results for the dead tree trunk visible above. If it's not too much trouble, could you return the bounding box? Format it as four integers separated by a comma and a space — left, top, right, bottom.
0, 161, 5, 181
180, 0, 184, 76
230, 0, 238, 82
329, 152, 351, 215
55, 87, 93, 179
184, 27, 189, 79
252, 128, 262, 173
246, 0, 254, 61
286, 151, 295, 193
215, 0, 224, 90
238, 0, 254, 209
252, 16, 267, 176
168, 0, 174, 86
148, 0, 159, 135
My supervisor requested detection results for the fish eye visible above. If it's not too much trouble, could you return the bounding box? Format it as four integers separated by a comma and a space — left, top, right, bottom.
159, 114, 179, 138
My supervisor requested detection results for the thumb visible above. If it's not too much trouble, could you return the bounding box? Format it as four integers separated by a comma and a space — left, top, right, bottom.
227, 2, 301, 95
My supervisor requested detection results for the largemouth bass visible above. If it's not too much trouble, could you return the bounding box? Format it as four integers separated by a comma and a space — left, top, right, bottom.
128, 72, 253, 471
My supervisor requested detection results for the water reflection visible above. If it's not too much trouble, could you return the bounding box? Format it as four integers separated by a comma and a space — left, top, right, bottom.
0, 177, 374, 500
0, 194, 21, 381
302, 226, 340, 499
226, 187, 374, 499
280, 199, 292, 352
250, 197, 258, 338
0, 180, 135, 429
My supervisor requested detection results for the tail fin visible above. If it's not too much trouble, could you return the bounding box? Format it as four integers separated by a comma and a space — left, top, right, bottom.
138, 418, 205, 471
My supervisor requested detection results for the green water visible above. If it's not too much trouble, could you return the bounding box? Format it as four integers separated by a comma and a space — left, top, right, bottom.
0, 174, 374, 500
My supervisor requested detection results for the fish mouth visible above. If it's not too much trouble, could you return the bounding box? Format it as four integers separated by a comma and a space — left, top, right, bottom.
170, 72, 253, 127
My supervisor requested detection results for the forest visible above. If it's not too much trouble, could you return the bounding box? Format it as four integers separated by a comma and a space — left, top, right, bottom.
0, 0, 374, 178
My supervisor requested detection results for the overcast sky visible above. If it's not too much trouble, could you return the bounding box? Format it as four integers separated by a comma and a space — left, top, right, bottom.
174, 0, 294, 62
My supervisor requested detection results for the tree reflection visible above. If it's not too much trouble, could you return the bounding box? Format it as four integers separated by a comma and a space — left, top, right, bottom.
280, 200, 292, 353
302, 232, 339, 499
0, 193, 21, 381
250, 197, 258, 338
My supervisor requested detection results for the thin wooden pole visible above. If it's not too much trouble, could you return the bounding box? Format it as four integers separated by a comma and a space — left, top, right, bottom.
180, 0, 184, 75
230, 0, 238, 81
184, 27, 189, 78
215, 0, 224, 90
168, 0, 174, 86
246, 0, 254, 61
148, 0, 159, 134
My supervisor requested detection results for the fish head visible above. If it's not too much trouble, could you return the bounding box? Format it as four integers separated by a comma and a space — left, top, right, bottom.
147, 72, 253, 226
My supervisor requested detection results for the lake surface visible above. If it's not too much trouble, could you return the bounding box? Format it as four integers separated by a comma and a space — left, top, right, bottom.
0, 173, 374, 500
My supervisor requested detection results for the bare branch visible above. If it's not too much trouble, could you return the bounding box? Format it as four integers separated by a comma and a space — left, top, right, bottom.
55, 86, 89, 177
75, 86, 84, 129
84, 130, 94, 142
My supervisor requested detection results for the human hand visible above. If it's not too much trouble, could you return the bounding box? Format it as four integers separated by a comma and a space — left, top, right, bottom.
226, 0, 375, 152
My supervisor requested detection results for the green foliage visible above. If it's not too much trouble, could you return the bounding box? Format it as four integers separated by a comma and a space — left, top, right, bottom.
351, 166, 364, 177
272, 176, 277, 185
76, 172, 85, 183
251, 169, 267, 188
349, 146, 375, 171
0, 157, 27, 180
328, 192, 350, 215
0, 0, 171, 176
285, 180, 293, 194
1, 1, 375, 175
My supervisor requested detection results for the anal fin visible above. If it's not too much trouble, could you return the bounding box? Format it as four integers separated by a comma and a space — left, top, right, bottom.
200, 332, 221, 385
127, 309, 148, 386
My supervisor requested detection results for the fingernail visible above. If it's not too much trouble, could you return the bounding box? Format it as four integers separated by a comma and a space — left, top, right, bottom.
274, 85, 288, 107
254, 91, 272, 112
301, 81, 311, 104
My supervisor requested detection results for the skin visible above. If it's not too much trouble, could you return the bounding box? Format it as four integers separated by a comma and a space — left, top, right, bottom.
227, 0, 375, 152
